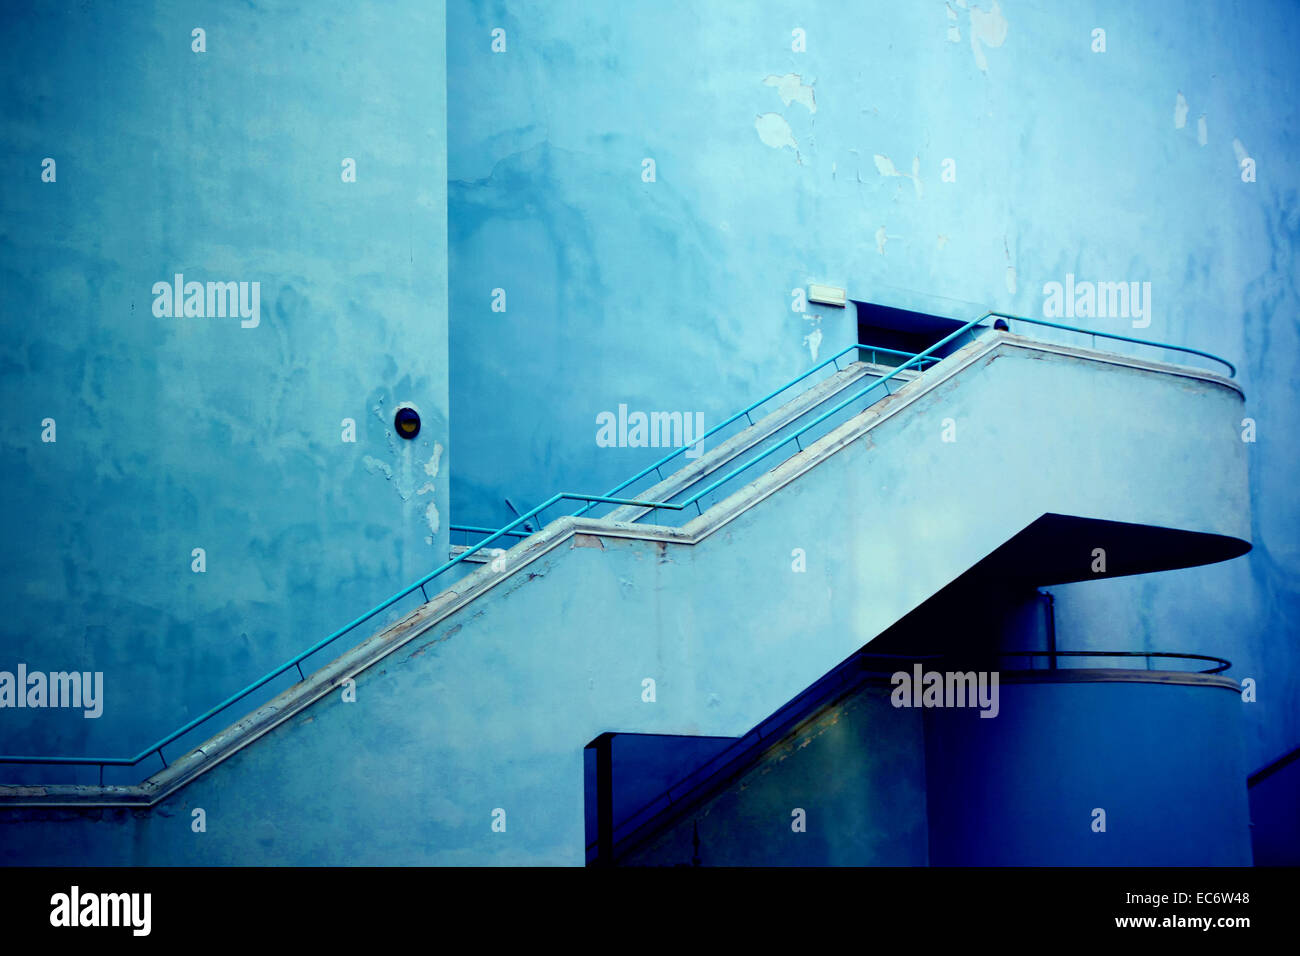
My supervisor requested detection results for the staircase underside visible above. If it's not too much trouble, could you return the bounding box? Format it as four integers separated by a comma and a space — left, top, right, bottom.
975, 513, 1249, 586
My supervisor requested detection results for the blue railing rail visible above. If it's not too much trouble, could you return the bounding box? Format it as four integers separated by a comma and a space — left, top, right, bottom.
452, 525, 534, 543
583, 313, 992, 522
990, 649, 1232, 674
556, 311, 1236, 525
0, 491, 686, 781
566, 342, 938, 521
2, 340, 942, 780
1, 311, 1237, 780
988, 312, 1237, 378
595, 648, 1233, 862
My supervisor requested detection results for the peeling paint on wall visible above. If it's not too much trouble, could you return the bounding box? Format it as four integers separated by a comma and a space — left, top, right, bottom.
755, 112, 797, 151
422, 500, 440, 544
363, 456, 394, 481
968, 1, 1008, 72
764, 73, 816, 113
875, 226, 900, 255
425, 442, 444, 481
1175, 92, 1189, 129
874, 154, 900, 177
1197, 114, 1208, 146
873, 154, 923, 198
803, 322, 823, 362
418, 442, 444, 544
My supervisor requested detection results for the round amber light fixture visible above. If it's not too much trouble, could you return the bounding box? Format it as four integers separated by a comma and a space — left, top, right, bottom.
395, 407, 421, 439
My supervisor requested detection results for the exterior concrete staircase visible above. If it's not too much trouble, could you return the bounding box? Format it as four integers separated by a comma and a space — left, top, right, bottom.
0, 328, 1249, 865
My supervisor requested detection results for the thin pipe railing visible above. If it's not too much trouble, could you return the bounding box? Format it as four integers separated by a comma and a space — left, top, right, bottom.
1, 311, 1237, 779
988, 312, 1236, 378
453, 525, 533, 541
591, 312, 1236, 522
658, 313, 988, 515
0, 492, 686, 777
569, 343, 940, 520
469, 315, 1236, 538
991, 649, 1231, 674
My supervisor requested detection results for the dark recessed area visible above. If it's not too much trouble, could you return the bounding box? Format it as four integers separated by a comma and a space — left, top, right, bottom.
853, 300, 976, 362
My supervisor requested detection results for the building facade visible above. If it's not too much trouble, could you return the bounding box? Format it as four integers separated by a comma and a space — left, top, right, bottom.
0, 1, 1296, 866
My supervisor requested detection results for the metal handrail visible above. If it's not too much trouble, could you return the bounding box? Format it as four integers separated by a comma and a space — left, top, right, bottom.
452, 525, 533, 541
620, 311, 1236, 520
2, 310, 1238, 777
0, 492, 686, 776
658, 313, 989, 514
569, 343, 940, 520
989, 649, 1231, 674
468, 314, 1238, 538
4, 340, 943, 776
988, 312, 1237, 378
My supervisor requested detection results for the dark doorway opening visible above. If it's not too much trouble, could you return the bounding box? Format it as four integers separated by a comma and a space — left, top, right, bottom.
854, 300, 981, 364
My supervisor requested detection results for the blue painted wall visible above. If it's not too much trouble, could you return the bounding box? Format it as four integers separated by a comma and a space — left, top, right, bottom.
925, 678, 1252, 865
446, 1, 1300, 783
0, 2, 448, 780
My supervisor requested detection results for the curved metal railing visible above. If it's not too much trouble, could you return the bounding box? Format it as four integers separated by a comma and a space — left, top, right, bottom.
990, 649, 1231, 674
595, 648, 1233, 863
987, 312, 1237, 378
